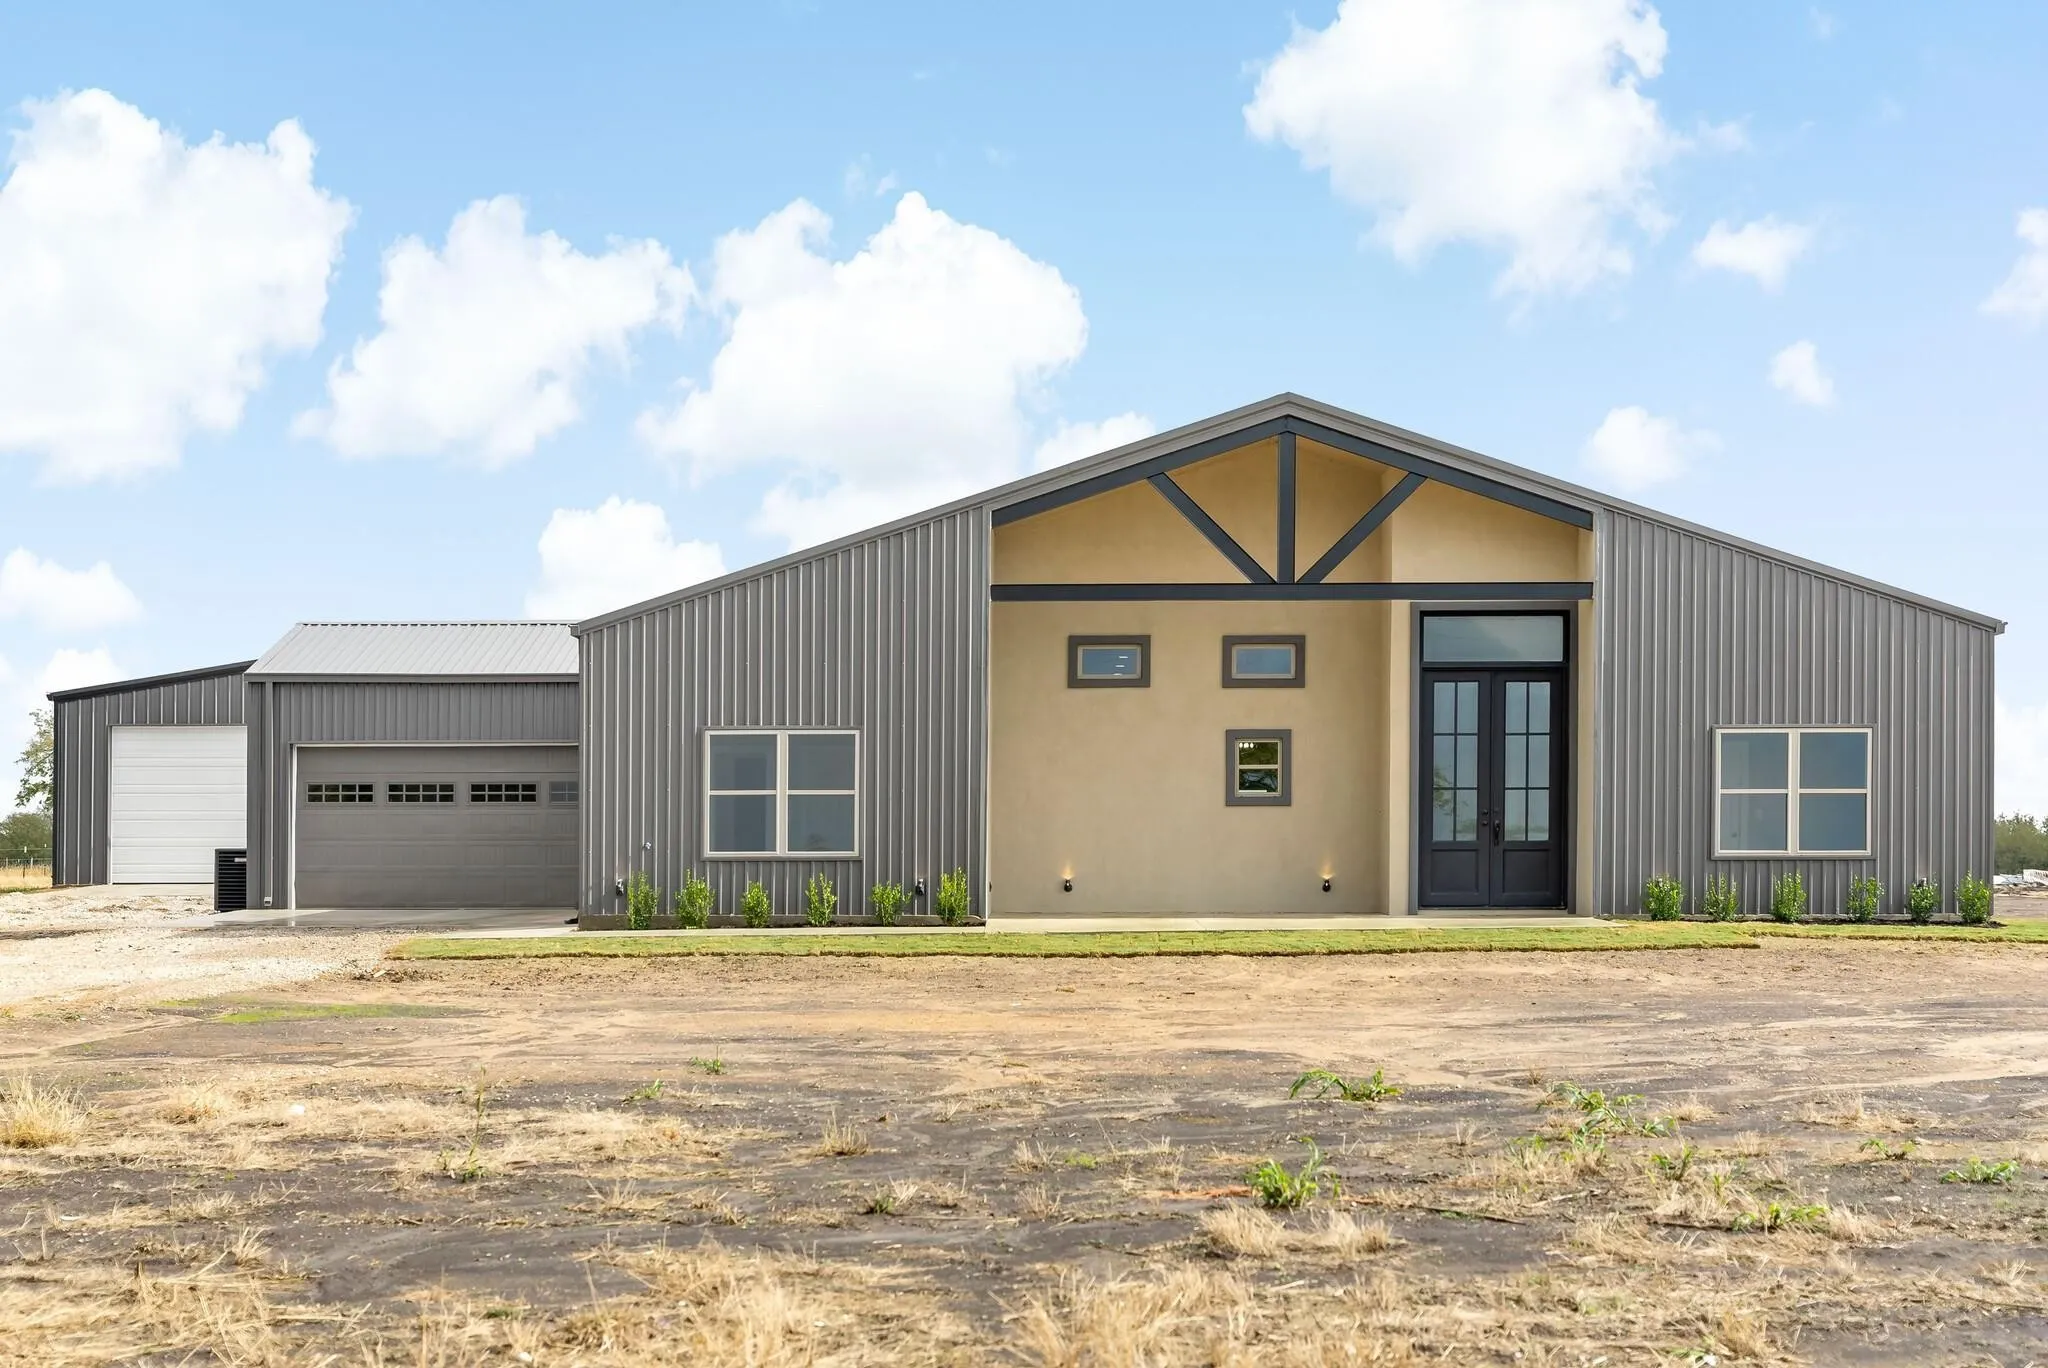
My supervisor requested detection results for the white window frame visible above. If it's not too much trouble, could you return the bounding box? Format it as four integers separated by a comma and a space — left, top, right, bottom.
1712, 726, 1871, 858
703, 729, 861, 858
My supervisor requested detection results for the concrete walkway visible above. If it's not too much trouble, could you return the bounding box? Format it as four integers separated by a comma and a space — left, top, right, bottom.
406, 912, 1605, 941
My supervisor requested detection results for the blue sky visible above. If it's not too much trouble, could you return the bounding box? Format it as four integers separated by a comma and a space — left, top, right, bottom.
2, 2, 2046, 808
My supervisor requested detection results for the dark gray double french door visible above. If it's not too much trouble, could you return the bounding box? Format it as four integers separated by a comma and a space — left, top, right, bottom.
1418, 669, 1566, 908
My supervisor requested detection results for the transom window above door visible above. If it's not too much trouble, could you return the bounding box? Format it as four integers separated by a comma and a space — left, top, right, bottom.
1225, 729, 1291, 806
705, 730, 859, 856
1715, 727, 1870, 856
1223, 635, 1305, 688
1422, 613, 1566, 664
1068, 635, 1149, 687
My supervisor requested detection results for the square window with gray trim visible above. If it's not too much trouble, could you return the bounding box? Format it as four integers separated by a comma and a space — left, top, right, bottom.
1223, 635, 1305, 688
1068, 635, 1149, 687
705, 730, 859, 856
1225, 729, 1292, 806
1714, 727, 1870, 856
548, 779, 578, 806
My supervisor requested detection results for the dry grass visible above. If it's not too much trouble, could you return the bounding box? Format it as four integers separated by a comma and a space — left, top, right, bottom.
1201, 1203, 1286, 1257
0, 863, 51, 893
1, 1076, 87, 1149
1201, 1205, 1399, 1260
1799, 1090, 1921, 1133
813, 1110, 872, 1157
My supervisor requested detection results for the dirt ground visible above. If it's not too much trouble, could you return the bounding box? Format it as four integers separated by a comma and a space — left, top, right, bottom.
3, 925, 2047, 1365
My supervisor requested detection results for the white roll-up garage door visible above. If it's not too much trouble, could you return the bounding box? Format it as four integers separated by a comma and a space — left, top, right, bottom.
108, 726, 249, 883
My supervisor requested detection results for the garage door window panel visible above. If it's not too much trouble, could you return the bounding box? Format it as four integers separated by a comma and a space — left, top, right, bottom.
706, 731, 859, 857
388, 782, 456, 804
470, 782, 538, 804
307, 783, 375, 804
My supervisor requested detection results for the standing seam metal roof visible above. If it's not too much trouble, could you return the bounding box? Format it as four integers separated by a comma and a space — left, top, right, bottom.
247, 622, 580, 678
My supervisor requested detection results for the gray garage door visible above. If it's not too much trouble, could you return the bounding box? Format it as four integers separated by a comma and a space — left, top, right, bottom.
295, 746, 577, 909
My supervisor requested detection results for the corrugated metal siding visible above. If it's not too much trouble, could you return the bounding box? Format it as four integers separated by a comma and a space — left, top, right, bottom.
1594, 510, 1997, 918
245, 681, 580, 909
52, 669, 248, 885
579, 507, 988, 921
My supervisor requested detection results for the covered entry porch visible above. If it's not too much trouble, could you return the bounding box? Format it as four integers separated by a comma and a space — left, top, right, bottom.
986, 413, 1596, 918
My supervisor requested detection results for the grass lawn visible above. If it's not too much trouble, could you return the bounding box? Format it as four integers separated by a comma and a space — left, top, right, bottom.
393, 922, 1763, 959
390, 918, 2048, 960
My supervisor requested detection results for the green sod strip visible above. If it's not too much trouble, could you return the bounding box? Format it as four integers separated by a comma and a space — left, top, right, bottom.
208, 1003, 473, 1024
1748, 921, 2048, 944
390, 923, 1761, 960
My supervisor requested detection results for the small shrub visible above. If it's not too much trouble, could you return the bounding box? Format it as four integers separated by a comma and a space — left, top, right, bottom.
869, 881, 906, 926
1648, 1142, 1698, 1181
1844, 875, 1883, 924
1956, 873, 1991, 926
674, 871, 713, 929
1769, 871, 1806, 924
1859, 1137, 1917, 1161
1246, 1137, 1338, 1209
1905, 879, 1940, 924
1641, 875, 1684, 921
1548, 1080, 1676, 1138
740, 881, 772, 928
623, 1079, 664, 1104
1289, 1067, 1400, 1103
625, 871, 658, 931
688, 1056, 725, 1076
804, 872, 837, 927
1941, 1157, 2018, 1185
935, 867, 972, 925
1700, 875, 1740, 922
1734, 1200, 1829, 1233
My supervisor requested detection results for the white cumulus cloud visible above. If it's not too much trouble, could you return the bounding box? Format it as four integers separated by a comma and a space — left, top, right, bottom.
1032, 413, 1157, 472
1768, 340, 1835, 407
35, 646, 120, 698
0, 549, 141, 631
1691, 216, 1815, 291
638, 192, 1089, 549
1999, 697, 2048, 817
0, 89, 351, 482
296, 197, 691, 464
1982, 208, 2048, 326
1581, 405, 1717, 492
1244, 0, 1682, 295
525, 497, 725, 620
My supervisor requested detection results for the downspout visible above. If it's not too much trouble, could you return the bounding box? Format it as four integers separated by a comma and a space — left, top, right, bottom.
263, 680, 276, 907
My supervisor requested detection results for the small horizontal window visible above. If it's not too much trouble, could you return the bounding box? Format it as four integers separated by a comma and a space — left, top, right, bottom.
1068, 635, 1149, 688
471, 782, 538, 804
548, 779, 578, 806
387, 782, 456, 804
1715, 728, 1870, 856
1225, 729, 1292, 806
306, 782, 374, 804
1223, 635, 1305, 688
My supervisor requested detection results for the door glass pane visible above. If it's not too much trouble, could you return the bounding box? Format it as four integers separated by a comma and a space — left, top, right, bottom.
1456, 681, 1478, 733
1720, 732, 1788, 789
1433, 736, 1457, 789
788, 733, 856, 790
1504, 682, 1526, 733
1504, 789, 1526, 841
1527, 682, 1551, 733
1721, 793, 1788, 851
1800, 732, 1867, 790
1505, 735, 1526, 788
1433, 681, 1456, 731
1799, 793, 1867, 851
1455, 735, 1477, 789
1527, 790, 1550, 842
709, 734, 777, 791
1433, 787, 1455, 841
1454, 789, 1478, 841
788, 794, 856, 852
1422, 615, 1566, 663
709, 794, 775, 852
1527, 734, 1549, 785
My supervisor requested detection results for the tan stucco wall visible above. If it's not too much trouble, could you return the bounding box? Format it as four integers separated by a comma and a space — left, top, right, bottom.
989, 437, 1597, 915
990, 600, 1389, 915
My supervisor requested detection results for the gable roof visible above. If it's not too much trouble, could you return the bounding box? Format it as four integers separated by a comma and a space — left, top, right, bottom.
248, 622, 579, 680
571, 393, 2004, 634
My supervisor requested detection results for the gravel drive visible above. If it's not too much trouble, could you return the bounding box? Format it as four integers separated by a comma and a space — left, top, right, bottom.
0, 884, 397, 1013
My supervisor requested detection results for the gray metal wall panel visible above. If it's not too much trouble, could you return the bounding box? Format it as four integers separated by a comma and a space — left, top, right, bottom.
245, 680, 579, 909
578, 507, 989, 921
51, 670, 248, 885
1594, 510, 1997, 918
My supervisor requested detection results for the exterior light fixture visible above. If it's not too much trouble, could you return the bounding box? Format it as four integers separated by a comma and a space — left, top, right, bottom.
914, 877, 927, 898
1321, 876, 1333, 892
1062, 877, 1073, 893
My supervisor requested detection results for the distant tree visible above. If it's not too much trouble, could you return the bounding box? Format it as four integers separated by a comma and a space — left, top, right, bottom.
1995, 813, 2048, 875
14, 708, 52, 814
0, 810, 51, 862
